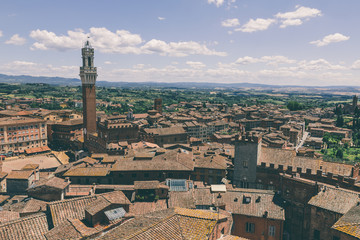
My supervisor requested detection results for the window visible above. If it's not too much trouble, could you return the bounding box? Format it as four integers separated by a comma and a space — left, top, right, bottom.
243, 161, 248, 168
144, 173, 149, 178
132, 173, 137, 178
314, 230, 320, 240
269, 226, 275, 236
245, 222, 255, 233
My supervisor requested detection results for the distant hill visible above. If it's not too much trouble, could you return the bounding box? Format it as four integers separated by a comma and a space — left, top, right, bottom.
0, 73, 359, 92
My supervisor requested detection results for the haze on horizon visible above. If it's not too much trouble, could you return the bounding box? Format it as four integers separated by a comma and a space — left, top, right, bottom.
0, 0, 360, 86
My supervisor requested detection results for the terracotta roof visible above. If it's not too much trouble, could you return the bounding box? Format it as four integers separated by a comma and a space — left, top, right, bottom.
0, 117, 45, 126
308, 186, 360, 214
168, 191, 196, 209
25, 146, 51, 154
48, 191, 130, 227
0, 195, 10, 205
216, 189, 285, 221
131, 141, 159, 149
111, 149, 194, 172
63, 167, 110, 177
260, 147, 353, 176
47, 195, 97, 226
129, 200, 168, 216
220, 235, 249, 240
6, 170, 33, 180
0, 213, 48, 240
44, 218, 98, 240
21, 164, 39, 170
29, 176, 69, 190
143, 126, 186, 136
85, 197, 111, 216
20, 199, 47, 215
134, 181, 162, 190
195, 155, 227, 170
169, 187, 285, 221
101, 190, 131, 205
332, 205, 360, 238
0, 211, 20, 224
98, 208, 221, 240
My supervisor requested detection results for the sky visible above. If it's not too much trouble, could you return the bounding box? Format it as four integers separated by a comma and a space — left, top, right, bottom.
0, 0, 360, 86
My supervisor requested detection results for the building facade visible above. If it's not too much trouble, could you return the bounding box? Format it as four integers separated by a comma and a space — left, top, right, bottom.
0, 117, 47, 154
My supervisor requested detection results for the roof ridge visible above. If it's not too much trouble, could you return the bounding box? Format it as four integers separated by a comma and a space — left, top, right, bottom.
67, 218, 85, 237
173, 152, 193, 170
0, 212, 46, 227
333, 222, 360, 228
47, 195, 96, 205
125, 213, 177, 239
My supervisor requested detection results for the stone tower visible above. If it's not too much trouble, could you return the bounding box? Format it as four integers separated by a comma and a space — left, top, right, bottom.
233, 133, 262, 188
353, 95, 358, 111
154, 98, 162, 114
80, 40, 97, 136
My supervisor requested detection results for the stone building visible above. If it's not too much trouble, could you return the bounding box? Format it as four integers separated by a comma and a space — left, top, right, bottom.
233, 134, 262, 188
0, 117, 47, 155
141, 126, 187, 146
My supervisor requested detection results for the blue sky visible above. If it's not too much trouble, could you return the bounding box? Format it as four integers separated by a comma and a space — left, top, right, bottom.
0, 0, 360, 86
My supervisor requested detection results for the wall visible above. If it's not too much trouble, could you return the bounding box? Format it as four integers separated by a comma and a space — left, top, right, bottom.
234, 138, 260, 187
232, 214, 283, 240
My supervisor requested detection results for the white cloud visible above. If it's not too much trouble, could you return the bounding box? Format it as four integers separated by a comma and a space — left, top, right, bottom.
158, 17, 165, 21
275, 6, 322, 28
0, 30, 3, 38
30, 28, 226, 57
351, 60, 360, 70
104, 61, 112, 65
297, 59, 346, 70
5, 34, 26, 45
235, 18, 275, 33
30, 28, 142, 53
235, 55, 296, 65
0, 61, 77, 78
275, 6, 322, 19
186, 61, 206, 69
103, 56, 352, 85
310, 33, 350, 47
235, 56, 261, 64
133, 64, 145, 69
141, 39, 227, 57
279, 19, 302, 28
208, 0, 224, 7
221, 18, 240, 27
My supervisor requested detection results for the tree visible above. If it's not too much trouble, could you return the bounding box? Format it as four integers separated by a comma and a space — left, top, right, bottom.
287, 101, 303, 111
336, 149, 343, 159
336, 115, 344, 127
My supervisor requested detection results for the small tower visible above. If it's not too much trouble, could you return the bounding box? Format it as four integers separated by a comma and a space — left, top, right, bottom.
353, 95, 358, 111
154, 98, 162, 114
80, 40, 97, 136
233, 133, 262, 188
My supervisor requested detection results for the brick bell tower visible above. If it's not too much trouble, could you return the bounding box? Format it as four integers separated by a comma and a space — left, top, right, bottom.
80, 40, 97, 137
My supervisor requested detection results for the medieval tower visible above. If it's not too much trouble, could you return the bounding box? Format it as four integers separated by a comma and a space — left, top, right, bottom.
233, 133, 262, 188
80, 40, 97, 136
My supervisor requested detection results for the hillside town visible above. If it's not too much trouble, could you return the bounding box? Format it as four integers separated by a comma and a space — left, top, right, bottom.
0, 43, 359, 240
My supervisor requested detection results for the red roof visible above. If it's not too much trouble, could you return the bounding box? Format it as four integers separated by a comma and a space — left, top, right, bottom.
25, 146, 51, 154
